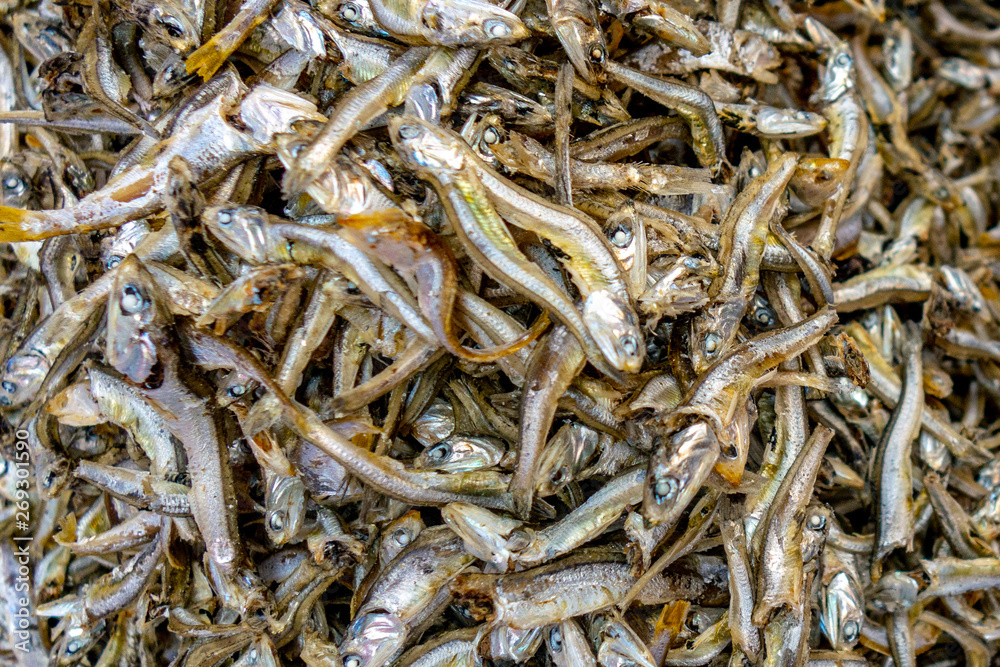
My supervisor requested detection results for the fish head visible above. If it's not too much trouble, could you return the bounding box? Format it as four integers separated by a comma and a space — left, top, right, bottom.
329, 0, 387, 37
339, 613, 408, 667
204, 205, 271, 264
379, 510, 425, 565
490, 625, 544, 662
688, 300, 740, 375
871, 571, 920, 614
643, 419, 719, 526
275, 129, 319, 170
550, 13, 606, 84
265, 475, 306, 547
746, 292, 778, 331
535, 423, 599, 496
12, 12, 72, 62
801, 503, 831, 563
107, 255, 171, 384
0, 352, 49, 408
415, 434, 505, 472
605, 213, 637, 269
138, 2, 201, 54
441, 501, 523, 571
820, 570, 864, 650
791, 156, 849, 206
152, 53, 193, 99
102, 221, 151, 270
239, 84, 326, 145
755, 108, 827, 139
37, 598, 101, 666
390, 115, 468, 177
217, 371, 258, 407
233, 636, 279, 667
0, 160, 32, 208
816, 46, 854, 103
596, 615, 656, 667
469, 115, 505, 167
549, 620, 596, 667
422, 0, 529, 46
582, 290, 645, 373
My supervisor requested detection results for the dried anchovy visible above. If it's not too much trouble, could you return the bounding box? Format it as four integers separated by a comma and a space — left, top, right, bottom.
0, 0, 998, 666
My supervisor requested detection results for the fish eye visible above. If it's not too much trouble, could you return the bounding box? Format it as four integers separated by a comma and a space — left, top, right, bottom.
340, 2, 360, 21
398, 124, 421, 140
268, 513, 284, 531
704, 333, 721, 354
106, 256, 122, 269
610, 224, 632, 248
289, 141, 306, 157
120, 284, 147, 315
590, 45, 606, 62
159, 16, 185, 38
755, 310, 772, 324
216, 210, 235, 226
621, 335, 638, 357
549, 626, 563, 651
836, 53, 851, 67
66, 639, 82, 654
722, 444, 738, 459
484, 20, 511, 38
3, 176, 23, 192
392, 529, 411, 546
482, 127, 499, 144
653, 475, 679, 503
428, 443, 450, 461
227, 385, 247, 397
343, 655, 361, 667
807, 512, 826, 530
2, 381, 15, 394
842, 620, 859, 642
0, 396, 9, 407
248, 648, 258, 662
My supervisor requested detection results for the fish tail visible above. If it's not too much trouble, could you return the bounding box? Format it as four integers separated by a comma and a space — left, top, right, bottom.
186, 10, 269, 82
0, 206, 40, 242
185, 39, 229, 81
54, 512, 78, 545
451, 310, 551, 362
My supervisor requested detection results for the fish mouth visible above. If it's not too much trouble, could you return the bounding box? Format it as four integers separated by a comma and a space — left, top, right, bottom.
552, 20, 604, 84
583, 290, 644, 373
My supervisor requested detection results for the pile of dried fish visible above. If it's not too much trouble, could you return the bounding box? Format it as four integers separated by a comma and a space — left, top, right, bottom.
3, 0, 1000, 663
